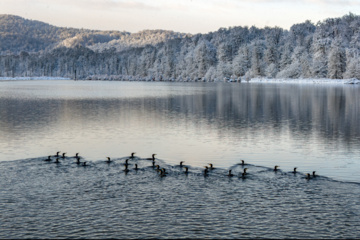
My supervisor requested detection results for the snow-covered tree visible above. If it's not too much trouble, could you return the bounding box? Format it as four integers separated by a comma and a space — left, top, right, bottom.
327, 38, 346, 79
193, 40, 217, 77
311, 38, 329, 78
232, 46, 251, 77
343, 49, 360, 79
2, 13, 360, 81
249, 41, 264, 77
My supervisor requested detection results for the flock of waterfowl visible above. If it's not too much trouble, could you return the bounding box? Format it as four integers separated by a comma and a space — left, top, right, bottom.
44, 152, 317, 180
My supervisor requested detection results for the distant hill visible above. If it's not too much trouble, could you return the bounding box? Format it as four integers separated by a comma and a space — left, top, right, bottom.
0, 14, 93, 53
0, 14, 190, 54
87, 29, 192, 52
1, 13, 360, 80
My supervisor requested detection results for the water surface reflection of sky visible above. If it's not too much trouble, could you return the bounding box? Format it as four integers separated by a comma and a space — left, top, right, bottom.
0, 81, 359, 182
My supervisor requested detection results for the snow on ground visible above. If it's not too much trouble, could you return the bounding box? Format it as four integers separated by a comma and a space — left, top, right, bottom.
0, 76, 359, 84
0, 77, 71, 81
248, 77, 360, 84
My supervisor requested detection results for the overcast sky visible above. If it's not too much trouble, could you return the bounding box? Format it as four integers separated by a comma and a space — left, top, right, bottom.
1, 0, 359, 34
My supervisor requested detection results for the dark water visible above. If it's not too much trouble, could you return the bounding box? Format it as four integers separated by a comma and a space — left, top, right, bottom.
0, 156, 359, 239
0, 80, 360, 238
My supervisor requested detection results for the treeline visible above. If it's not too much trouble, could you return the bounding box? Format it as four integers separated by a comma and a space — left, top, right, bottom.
1, 13, 360, 80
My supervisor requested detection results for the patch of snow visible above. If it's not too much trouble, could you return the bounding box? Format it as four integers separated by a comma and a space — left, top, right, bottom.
0, 77, 71, 81
247, 78, 359, 84
344, 78, 360, 84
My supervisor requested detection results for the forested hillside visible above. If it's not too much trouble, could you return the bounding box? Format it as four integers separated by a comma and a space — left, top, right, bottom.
0, 15, 188, 54
1, 13, 360, 80
0, 14, 107, 53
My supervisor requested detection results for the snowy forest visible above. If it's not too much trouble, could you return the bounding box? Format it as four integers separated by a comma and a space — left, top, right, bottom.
1, 13, 360, 81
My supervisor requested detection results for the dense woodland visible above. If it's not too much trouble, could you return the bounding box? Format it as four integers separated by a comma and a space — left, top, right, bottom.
1, 13, 360, 81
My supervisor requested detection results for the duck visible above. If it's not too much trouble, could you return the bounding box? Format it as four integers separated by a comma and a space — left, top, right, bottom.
61, 152, 66, 158
184, 167, 189, 174
305, 173, 311, 180
55, 151, 60, 157
180, 161, 185, 167
75, 156, 81, 164
204, 166, 209, 176
243, 168, 248, 175
146, 154, 157, 160
274, 165, 279, 172
240, 172, 246, 179
292, 167, 297, 174
240, 160, 245, 166
130, 152, 136, 158
44, 155, 52, 161
208, 163, 215, 170
55, 158, 60, 163
75, 153, 79, 157
82, 161, 87, 166
159, 168, 167, 177
228, 170, 234, 177
134, 164, 139, 171
312, 171, 316, 177
160, 168, 168, 175
106, 157, 111, 163
124, 159, 129, 166
155, 165, 160, 171
123, 164, 129, 172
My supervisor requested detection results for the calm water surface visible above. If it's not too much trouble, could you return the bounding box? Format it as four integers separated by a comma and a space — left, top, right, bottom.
0, 80, 359, 239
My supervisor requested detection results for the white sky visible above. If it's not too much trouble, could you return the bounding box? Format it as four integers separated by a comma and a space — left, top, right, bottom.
1, 0, 359, 34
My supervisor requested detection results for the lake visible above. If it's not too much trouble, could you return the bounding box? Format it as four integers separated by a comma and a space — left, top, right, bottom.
0, 80, 359, 238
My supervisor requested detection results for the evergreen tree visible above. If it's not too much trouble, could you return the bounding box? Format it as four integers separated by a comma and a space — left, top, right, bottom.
327, 38, 346, 79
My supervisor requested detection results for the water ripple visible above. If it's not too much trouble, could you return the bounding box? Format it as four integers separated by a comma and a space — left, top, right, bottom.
0, 156, 359, 239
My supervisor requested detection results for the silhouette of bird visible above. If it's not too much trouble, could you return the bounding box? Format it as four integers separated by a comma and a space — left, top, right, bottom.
204, 166, 209, 176
159, 168, 167, 177
44, 155, 52, 161
124, 159, 129, 166
228, 170, 234, 177
146, 154, 157, 160
123, 164, 129, 172
274, 165, 279, 172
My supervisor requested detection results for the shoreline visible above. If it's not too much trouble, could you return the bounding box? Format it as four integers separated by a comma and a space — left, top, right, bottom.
0, 77, 71, 81
1, 76, 359, 84
248, 77, 360, 84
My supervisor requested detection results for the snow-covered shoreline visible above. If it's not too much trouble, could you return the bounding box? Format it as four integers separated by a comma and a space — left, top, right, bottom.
0, 77, 71, 81
247, 77, 360, 84
0, 76, 359, 84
